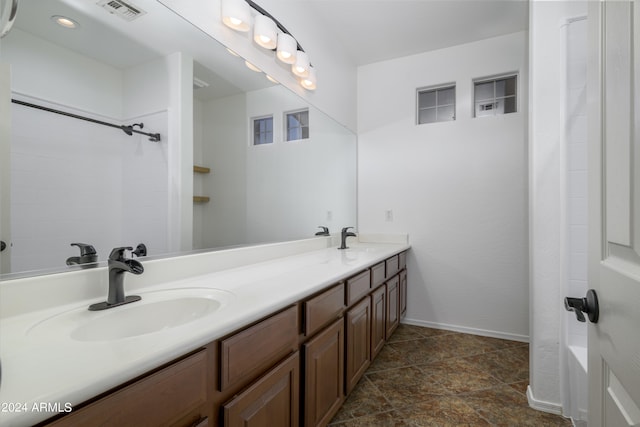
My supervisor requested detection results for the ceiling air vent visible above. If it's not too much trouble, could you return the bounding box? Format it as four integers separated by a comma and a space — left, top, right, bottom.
97, 0, 146, 21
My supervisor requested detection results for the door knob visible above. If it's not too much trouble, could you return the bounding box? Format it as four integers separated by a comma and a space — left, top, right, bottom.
0, 241, 5, 252
564, 289, 599, 323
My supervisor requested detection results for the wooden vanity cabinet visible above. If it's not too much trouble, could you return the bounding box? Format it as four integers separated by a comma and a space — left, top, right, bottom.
399, 269, 407, 318
301, 284, 346, 427
219, 306, 298, 392
42, 250, 408, 427
44, 350, 210, 427
345, 296, 371, 394
303, 318, 345, 427
385, 275, 400, 338
222, 352, 300, 427
370, 284, 387, 360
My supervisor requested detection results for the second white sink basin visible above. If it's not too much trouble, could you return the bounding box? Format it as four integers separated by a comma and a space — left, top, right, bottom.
27, 288, 234, 342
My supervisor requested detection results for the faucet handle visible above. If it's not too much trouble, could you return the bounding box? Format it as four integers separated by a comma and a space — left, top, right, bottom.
342, 226, 355, 233
132, 243, 147, 257
70, 242, 97, 256
109, 246, 133, 261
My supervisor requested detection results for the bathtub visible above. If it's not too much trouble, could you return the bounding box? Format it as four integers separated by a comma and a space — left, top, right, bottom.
568, 345, 588, 425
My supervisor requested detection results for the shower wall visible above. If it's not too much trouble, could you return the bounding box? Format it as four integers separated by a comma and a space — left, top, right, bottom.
565, 17, 588, 349
562, 16, 588, 425
6, 28, 171, 273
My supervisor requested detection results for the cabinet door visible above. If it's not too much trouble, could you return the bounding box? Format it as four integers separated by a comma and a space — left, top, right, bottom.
386, 275, 400, 338
371, 285, 386, 360
223, 352, 300, 427
345, 297, 371, 394
399, 269, 407, 318
304, 318, 344, 427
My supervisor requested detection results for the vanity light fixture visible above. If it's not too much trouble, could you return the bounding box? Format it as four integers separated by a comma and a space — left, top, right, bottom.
220, 0, 317, 90
300, 66, 317, 90
266, 75, 279, 84
221, 0, 251, 32
253, 14, 277, 49
292, 50, 310, 78
51, 15, 79, 29
276, 33, 297, 64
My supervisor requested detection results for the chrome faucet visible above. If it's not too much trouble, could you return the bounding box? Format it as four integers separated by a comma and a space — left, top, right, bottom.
89, 247, 143, 311
339, 227, 356, 250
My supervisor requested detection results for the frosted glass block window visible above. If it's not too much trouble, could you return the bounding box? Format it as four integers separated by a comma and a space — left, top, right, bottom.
417, 84, 456, 124
252, 116, 273, 145
285, 109, 309, 141
474, 74, 517, 117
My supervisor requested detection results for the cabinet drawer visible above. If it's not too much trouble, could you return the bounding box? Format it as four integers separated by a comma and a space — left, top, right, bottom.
385, 255, 399, 278
220, 306, 298, 392
48, 350, 207, 426
399, 251, 407, 270
370, 262, 386, 288
304, 283, 345, 337
346, 270, 371, 306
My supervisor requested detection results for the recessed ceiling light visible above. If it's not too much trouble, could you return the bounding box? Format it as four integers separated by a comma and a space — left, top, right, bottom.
51, 15, 79, 29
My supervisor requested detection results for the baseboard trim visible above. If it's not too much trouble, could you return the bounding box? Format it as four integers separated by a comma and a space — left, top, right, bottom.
401, 317, 529, 343
526, 386, 564, 415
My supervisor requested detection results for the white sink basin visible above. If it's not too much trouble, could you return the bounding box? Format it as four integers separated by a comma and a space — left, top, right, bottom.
27, 288, 234, 342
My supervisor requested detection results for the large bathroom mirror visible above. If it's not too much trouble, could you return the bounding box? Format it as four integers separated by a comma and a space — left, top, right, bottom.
0, 0, 356, 278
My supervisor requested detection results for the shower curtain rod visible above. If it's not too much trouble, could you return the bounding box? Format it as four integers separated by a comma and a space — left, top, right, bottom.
11, 99, 161, 142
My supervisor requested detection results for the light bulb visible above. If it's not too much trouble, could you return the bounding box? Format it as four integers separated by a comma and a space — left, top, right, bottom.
221, 0, 250, 32
253, 15, 277, 49
291, 50, 310, 78
277, 33, 297, 64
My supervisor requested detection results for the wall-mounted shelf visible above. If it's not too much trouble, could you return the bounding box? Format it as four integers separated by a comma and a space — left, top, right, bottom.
194, 165, 210, 174
193, 165, 210, 204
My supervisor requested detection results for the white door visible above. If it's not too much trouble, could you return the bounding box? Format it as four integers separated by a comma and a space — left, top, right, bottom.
0, 63, 10, 275
587, 0, 640, 426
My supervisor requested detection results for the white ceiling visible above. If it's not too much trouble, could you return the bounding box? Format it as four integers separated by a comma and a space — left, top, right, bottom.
301, 0, 529, 65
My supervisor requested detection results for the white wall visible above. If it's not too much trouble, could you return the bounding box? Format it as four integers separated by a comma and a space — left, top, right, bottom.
200, 92, 248, 248
528, 0, 588, 414
245, 86, 355, 243
358, 31, 529, 340
195, 86, 356, 248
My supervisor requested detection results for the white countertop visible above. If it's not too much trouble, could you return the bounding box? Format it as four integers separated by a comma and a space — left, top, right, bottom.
0, 237, 409, 426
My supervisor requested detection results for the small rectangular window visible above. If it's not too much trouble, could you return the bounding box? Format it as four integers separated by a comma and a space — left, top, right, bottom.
417, 84, 456, 125
474, 74, 517, 117
285, 109, 309, 141
252, 116, 273, 145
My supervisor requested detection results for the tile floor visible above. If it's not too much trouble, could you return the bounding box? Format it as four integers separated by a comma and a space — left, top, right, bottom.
330, 324, 573, 426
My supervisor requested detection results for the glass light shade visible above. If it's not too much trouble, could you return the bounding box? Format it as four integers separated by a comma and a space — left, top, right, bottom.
253, 15, 277, 49
276, 33, 297, 64
300, 67, 317, 90
291, 50, 310, 78
221, 0, 250, 32
266, 75, 279, 84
